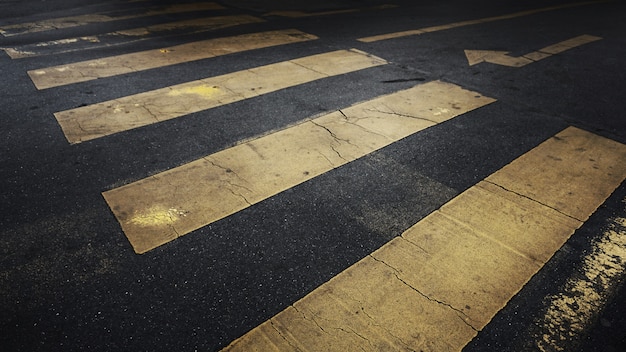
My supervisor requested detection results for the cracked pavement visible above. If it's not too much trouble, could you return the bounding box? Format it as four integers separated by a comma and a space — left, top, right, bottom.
2, 0, 626, 351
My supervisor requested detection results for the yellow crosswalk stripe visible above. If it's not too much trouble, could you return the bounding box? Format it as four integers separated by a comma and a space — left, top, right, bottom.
358, 1, 610, 43
29, 29, 316, 89
54, 49, 387, 144
6, 15, 265, 60
222, 127, 626, 351
0, 2, 225, 37
102, 80, 496, 254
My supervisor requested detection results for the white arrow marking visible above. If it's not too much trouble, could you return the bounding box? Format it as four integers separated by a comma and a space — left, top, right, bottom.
465, 34, 602, 67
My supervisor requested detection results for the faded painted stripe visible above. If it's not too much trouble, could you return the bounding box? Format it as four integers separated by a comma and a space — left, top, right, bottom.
6, 15, 265, 59
265, 4, 397, 18
0, 2, 224, 37
54, 49, 386, 144
29, 29, 316, 89
222, 127, 626, 351
358, 1, 609, 42
535, 208, 626, 351
102, 80, 495, 254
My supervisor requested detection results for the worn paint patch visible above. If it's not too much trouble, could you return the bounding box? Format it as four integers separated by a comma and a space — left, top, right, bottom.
535, 207, 626, 351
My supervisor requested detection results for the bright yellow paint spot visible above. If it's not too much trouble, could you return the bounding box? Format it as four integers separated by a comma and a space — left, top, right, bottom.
167, 84, 221, 98
128, 206, 188, 227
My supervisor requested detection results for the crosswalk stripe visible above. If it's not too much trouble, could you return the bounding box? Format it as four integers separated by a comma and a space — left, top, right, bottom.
0, 2, 225, 37
221, 126, 626, 351
54, 49, 387, 144
6, 15, 265, 59
28, 28, 316, 89
102, 80, 496, 254
357, 1, 609, 43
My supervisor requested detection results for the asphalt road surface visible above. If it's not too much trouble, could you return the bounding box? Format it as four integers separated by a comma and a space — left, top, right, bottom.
1, 0, 626, 351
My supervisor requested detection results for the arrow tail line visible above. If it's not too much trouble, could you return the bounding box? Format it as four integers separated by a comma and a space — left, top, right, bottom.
537, 34, 603, 55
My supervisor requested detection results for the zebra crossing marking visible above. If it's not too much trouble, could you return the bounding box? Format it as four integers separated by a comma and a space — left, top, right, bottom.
5, 15, 265, 59
54, 49, 387, 144
28, 29, 316, 89
0, 2, 225, 37
222, 126, 626, 351
102, 80, 496, 254
4, 0, 623, 349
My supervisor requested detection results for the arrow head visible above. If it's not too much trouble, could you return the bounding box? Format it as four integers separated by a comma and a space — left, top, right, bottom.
464, 49, 510, 66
